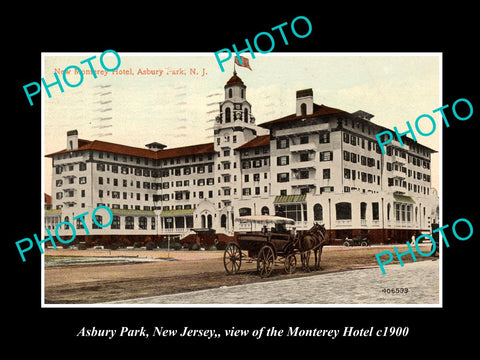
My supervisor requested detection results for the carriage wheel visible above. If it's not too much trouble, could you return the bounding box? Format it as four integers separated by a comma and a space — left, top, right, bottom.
257, 245, 275, 278
284, 254, 297, 274
223, 243, 242, 275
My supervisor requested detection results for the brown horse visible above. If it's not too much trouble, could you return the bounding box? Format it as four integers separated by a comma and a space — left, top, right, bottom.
296, 223, 327, 272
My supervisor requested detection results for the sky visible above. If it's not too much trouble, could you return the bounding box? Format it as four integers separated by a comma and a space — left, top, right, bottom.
43, 52, 441, 194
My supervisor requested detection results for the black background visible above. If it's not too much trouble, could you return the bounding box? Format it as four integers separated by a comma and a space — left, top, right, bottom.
6, 6, 478, 354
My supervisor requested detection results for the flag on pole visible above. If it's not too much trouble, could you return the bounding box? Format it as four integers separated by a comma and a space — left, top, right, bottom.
234, 56, 252, 70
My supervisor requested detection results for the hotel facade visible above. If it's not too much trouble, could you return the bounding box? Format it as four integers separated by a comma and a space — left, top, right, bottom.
45, 73, 439, 245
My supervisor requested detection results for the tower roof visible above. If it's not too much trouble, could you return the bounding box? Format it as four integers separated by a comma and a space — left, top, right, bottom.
226, 72, 244, 86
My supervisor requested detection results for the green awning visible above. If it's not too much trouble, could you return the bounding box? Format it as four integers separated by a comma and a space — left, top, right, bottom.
273, 194, 307, 203
394, 194, 415, 203
160, 208, 194, 217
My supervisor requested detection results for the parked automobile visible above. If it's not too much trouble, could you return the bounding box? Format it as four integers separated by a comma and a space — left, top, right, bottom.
343, 235, 369, 247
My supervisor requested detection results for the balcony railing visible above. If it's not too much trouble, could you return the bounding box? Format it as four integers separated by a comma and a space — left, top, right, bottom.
290, 143, 316, 153
290, 160, 317, 170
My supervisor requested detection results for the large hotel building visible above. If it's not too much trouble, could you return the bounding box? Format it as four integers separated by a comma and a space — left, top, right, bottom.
45, 73, 439, 245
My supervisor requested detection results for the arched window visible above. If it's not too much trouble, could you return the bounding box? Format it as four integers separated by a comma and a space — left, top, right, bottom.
125, 216, 134, 230
76, 217, 85, 229
207, 214, 213, 228
221, 214, 227, 227
313, 203, 323, 221
139, 217, 147, 230
335, 202, 352, 220
225, 107, 231, 123
93, 213, 103, 229
301, 103, 307, 115
201, 214, 206, 228
360, 202, 367, 220
261, 206, 269, 215
112, 216, 120, 229
387, 203, 391, 221
244, 108, 249, 123
64, 216, 69, 230
228, 89, 232, 98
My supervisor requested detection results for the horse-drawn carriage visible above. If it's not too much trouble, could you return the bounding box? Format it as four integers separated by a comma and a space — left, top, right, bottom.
223, 215, 327, 278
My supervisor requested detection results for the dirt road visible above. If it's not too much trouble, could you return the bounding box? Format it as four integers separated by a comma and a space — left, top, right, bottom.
44, 244, 436, 304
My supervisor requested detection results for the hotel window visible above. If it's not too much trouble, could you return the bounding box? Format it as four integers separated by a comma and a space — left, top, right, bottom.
253, 173, 260, 182
323, 169, 330, 179
97, 163, 105, 171
300, 153, 309, 162
320, 186, 333, 193
253, 159, 262, 167
277, 138, 289, 149
242, 188, 251, 196
372, 202, 379, 220
277, 173, 289, 183
275, 204, 306, 222
225, 107, 231, 122
319, 132, 330, 144
79, 163, 87, 171
56, 180, 63, 187
299, 170, 309, 179
255, 187, 260, 195
343, 133, 350, 143
344, 168, 351, 179
111, 216, 120, 229
320, 151, 333, 161
125, 216, 134, 230
336, 202, 352, 220
300, 135, 309, 144
139, 217, 147, 230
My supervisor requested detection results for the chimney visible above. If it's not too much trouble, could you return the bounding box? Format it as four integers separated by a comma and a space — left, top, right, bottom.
296, 88, 313, 116
66, 129, 78, 151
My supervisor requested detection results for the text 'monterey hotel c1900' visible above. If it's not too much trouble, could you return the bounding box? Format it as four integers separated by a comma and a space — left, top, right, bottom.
45, 72, 439, 246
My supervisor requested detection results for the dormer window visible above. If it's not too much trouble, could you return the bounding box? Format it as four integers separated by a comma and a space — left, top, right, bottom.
301, 103, 307, 115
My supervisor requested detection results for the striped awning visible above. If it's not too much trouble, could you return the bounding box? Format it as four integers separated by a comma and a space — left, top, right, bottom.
273, 194, 307, 203
393, 194, 415, 203
160, 208, 194, 217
